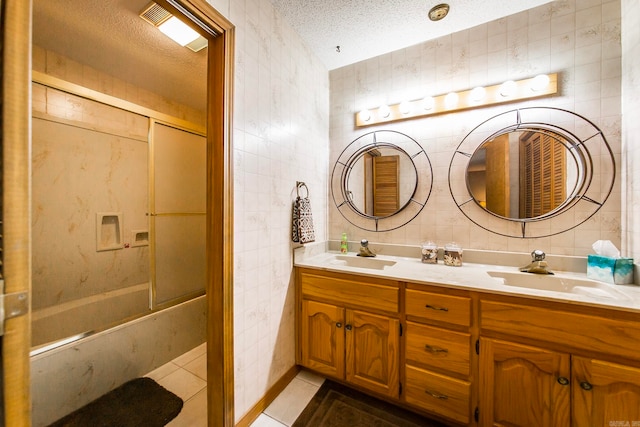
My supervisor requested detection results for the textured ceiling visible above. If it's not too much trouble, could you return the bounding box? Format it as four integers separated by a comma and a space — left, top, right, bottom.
268, 0, 555, 70
33, 0, 208, 112
32, 0, 554, 111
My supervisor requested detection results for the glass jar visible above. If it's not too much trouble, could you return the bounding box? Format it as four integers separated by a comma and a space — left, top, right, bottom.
444, 242, 463, 266
421, 241, 438, 264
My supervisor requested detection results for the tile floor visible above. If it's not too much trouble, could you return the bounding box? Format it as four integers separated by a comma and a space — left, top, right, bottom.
144, 343, 325, 427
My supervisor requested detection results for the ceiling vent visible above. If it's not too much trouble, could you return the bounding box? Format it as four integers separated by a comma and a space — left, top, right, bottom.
140, 2, 172, 26
139, 2, 207, 52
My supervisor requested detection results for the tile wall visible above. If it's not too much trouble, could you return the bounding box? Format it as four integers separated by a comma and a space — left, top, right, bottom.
621, 0, 640, 262
205, 0, 330, 420
329, 0, 622, 257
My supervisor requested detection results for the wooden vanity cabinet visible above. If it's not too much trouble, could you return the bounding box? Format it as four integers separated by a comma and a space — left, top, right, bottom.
297, 269, 400, 398
479, 298, 640, 427
403, 286, 474, 425
572, 356, 640, 426
479, 337, 571, 426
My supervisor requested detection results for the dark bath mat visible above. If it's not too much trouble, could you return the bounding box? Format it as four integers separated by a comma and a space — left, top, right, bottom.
48, 377, 183, 427
292, 379, 448, 427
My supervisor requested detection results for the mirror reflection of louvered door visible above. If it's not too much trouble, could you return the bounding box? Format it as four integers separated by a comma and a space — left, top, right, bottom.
519, 132, 566, 218
372, 155, 400, 217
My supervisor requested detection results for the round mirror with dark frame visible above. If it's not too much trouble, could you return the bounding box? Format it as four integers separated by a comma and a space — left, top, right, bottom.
449, 107, 615, 238
332, 130, 432, 232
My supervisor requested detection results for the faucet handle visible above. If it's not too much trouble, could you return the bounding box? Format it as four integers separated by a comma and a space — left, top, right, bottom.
360, 239, 369, 247
531, 249, 546, 261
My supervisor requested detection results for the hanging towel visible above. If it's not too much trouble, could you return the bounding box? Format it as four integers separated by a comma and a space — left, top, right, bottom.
292, 182, 315, 244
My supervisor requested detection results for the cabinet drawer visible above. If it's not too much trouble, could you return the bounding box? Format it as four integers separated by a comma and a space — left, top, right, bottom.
300, 271, 398, 313
404, 365, 470, 425
405, 322, 471, 377
481, 300, 640, 361
406, 289, 471, 327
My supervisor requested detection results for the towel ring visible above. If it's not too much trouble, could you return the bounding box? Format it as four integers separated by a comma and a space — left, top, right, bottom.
296, 181, 309, 198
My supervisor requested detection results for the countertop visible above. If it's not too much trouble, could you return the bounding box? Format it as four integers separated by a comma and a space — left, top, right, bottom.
293, 242, 640, 314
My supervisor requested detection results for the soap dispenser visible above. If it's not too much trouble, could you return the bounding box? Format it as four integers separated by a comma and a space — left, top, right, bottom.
340, 233, 348, 253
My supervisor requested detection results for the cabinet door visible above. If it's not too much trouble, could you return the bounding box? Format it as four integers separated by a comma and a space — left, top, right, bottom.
572, 356, 640, 427
300, 300, 345, 379
346, 310, 399, 398
479, 338, 570, 427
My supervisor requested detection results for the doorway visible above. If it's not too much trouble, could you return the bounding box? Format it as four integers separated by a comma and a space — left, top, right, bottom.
1, 0, 234, 425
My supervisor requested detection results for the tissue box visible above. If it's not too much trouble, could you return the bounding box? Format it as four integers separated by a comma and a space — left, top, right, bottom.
587, 255, 634, 285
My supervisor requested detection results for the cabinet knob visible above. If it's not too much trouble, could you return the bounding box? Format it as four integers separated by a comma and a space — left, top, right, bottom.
425, 304, 449, 312
345, 324, 353, 331
580, 381, 593, 391
425, 389, 448, 400
557, 377, 569, 386
424, 344, 448, 354
336, 322, 342, 328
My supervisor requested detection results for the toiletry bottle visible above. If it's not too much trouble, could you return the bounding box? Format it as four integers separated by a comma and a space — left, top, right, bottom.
340, 233, 348, 253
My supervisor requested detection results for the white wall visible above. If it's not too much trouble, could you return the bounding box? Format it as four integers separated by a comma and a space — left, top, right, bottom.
621, 0, 640, 261
330, 0, 622, 256
206, 0, 330, 420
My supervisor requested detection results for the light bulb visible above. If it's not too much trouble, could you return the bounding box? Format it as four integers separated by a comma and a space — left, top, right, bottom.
500, 80, 516, 97
444, 92, 459, 108
359, 109, 371, 122
379, 104, 391, 118
470, 86, 486, 102
530, 74, 550, 92
399, 101, 411, 115
423, 96, 435, 110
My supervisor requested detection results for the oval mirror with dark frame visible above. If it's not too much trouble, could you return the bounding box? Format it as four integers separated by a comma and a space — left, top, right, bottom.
332, 130, 432, 232
449, 107, 615, 238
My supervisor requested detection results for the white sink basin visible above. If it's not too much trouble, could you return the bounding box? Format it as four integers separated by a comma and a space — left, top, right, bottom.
329, 255, 397, 270
487, 271, 629, 300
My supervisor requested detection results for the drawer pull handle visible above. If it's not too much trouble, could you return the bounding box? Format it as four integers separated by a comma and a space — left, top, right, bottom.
345, 324, 353, 331
336, 322, 342, 328
557, 377, 569, 386
425, 344, 448, 354
425, 304, 449, 312
425, 390, 448, 400
580, 381, 593, 391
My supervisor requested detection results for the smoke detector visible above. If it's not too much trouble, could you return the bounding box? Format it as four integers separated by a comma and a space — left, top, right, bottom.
428, 3, 450, 21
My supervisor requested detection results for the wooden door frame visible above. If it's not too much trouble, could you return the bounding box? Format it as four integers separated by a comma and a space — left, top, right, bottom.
2, 0, 235, 425
157, 1, 235, 425
2, 0, 33, 425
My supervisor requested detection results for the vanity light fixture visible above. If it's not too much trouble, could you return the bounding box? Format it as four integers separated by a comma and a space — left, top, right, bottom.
140, 2, 208, 52
423, 96, 435, 110
359, 109, 372, 122
399, 101, 411, 115
469, 86, 486, 102
499, 80, 517, 97
355, 73, 558, 127
444, 92, 459, 108
530, 74, 551, 91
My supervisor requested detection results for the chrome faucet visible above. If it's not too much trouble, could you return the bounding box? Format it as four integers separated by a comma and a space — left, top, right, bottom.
357, 239, 376, 257
520, 249, 554, 275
